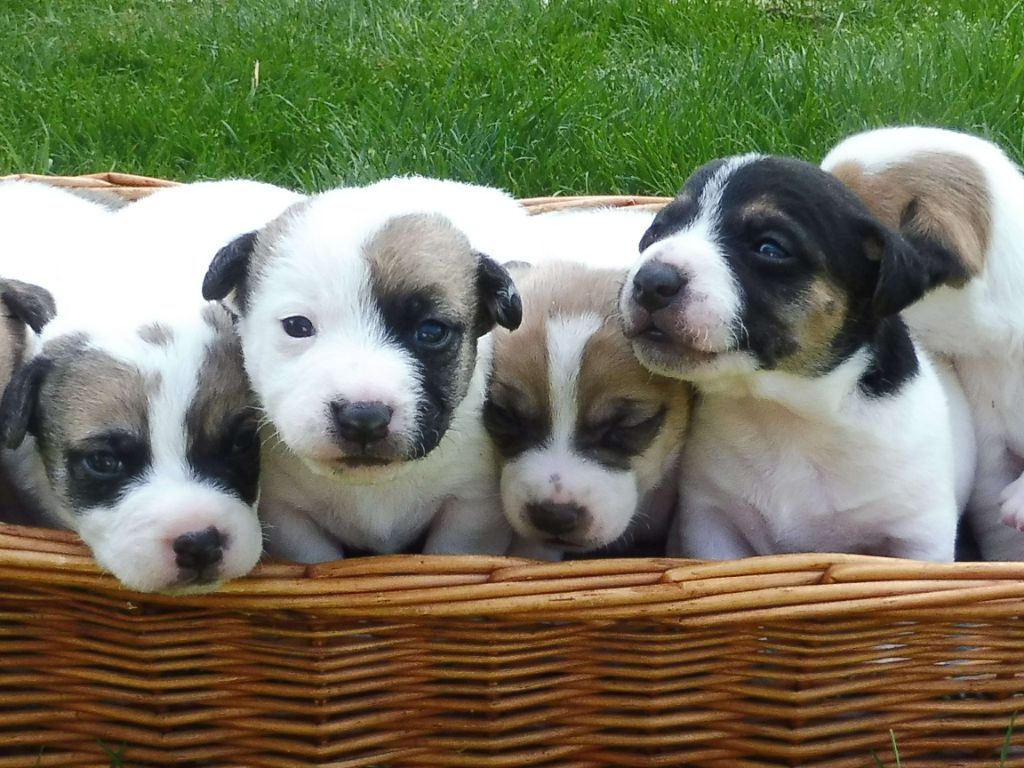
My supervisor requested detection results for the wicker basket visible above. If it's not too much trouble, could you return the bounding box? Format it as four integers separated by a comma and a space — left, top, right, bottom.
0, 173, 1022, 768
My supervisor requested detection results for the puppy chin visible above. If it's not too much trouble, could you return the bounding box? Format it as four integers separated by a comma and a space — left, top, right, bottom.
76, 483, 263, 594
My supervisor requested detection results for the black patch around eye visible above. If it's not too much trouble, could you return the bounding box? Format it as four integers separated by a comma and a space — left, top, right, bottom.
188, 413, 261, 505
482, 398, 550, 458
373, 286, 469, 457
65, 432, 151, 510
576, 406, 667, 470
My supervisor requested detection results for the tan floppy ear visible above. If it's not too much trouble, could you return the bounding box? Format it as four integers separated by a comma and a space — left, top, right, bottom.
475, 253, 523, 335
202, 231, 258, 314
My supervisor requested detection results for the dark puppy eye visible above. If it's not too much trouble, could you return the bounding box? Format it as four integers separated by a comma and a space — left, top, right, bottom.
83, 451, 125, 478
229, 420, 259, 455
281, 315, 315, 338
414, 319, 452, 349
483, 399, 521, 435
591, 406, 667, 457
753, 238, 792, 262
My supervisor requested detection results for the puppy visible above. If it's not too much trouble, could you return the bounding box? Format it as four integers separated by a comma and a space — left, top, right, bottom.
822, 126, 1024, 560
0, 180, 302, 591
203, 177, 526, 561
485, 209, 691, 560
619, 155, 974, 561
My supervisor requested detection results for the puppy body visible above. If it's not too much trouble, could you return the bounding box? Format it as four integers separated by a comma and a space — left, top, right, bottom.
486, 209, 691, 560
823, 127, 1024, 560
203, 178, 527, 561
0, 180, 302, 591
620, 156, 973, 561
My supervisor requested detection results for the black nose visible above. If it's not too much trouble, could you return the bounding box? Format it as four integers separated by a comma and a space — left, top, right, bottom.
526, 502, 585, 536
633, 260, 685, 312
331, 400, 393, 446
173, 526, 224, 572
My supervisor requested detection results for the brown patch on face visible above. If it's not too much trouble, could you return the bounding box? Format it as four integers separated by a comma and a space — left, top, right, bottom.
186, 307, 253, 444
576, 274, 692, 493
138, 322, 173, 346
774, 276, 850, 375
362, 213, 478, 314
831, 153, 991, 277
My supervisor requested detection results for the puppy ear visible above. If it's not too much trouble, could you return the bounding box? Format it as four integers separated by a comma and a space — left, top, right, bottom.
1, 280, 56, 334
0, 357, 51, 449
475, 254, 523, 334
202, 231, 258, 310
864, 219, 948, 319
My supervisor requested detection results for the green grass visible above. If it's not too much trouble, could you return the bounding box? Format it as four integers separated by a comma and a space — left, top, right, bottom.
1, 0, 1022, 196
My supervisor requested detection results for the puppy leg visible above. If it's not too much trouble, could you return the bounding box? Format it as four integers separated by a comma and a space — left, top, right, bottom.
971, 432, 1024, 560
507, 536, 565, 561
673, 497, 758, 560
423, 495, 513, 555
260, 502, 346, 564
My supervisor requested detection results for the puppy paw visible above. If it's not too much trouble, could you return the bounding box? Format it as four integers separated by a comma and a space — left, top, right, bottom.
998, 476, 1024, 531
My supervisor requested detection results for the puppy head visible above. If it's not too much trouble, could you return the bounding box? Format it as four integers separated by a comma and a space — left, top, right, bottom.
203, 194, 521, 478
484, 262, 690, 551
0, 278, 55, 392
0, 306, 262, 593
620, 155, 933, 383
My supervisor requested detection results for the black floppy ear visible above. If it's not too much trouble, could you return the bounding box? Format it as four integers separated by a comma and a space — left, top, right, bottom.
864, 219, 946, 319
202, 231, 258, 310
0, 357, 51, 449
475, 254, 523, 334
1, 280, 56, 334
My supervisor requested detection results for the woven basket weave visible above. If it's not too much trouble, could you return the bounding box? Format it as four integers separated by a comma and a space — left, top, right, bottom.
0, 173, 1022, 768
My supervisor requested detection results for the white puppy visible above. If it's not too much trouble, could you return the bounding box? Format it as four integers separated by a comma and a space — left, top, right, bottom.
203, 177, 526, 561
0, 180, 302, 592
619, 156, 974, 561
823, 126, 1024, 560
485, 208, 692, 560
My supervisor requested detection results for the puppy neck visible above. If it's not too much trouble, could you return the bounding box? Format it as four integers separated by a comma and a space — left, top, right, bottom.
696, 317, 920, 421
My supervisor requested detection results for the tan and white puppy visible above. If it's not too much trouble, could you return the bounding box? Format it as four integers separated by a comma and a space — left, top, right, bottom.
0, 180, 302, 592
485, 209, 691, 559
203, 177, 525, 561
823, 126, 1024, 560
620, 156, 975, 562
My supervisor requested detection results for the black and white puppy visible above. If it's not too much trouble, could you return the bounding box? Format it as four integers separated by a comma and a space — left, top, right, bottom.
0, 180, 302, 591
485, 209, 692, 560
823, 127, 1024, 561
203, 177, 525, 561
619, 155, 975, 561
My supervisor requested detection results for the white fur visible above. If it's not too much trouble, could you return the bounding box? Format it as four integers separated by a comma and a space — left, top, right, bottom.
518, 207, 656, 269
245, 179, 526, 561
674, 352, 972, 561
0, 179, 301, 591
823, 127, 1024, 560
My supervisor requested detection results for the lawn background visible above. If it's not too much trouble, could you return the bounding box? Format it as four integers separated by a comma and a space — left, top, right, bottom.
2, 0, 1022, 196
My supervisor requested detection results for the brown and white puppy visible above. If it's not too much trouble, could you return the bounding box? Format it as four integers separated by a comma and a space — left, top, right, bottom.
823, 126, 1024, 560
485, 231, 692, 559
620, 155, 975, 562
203, 178, 525, 561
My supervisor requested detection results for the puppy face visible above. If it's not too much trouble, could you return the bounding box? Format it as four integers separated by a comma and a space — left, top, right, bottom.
203, 195, 521, 478
620, 155, 931, 384
0, 306, 262, 593
484, 262, 690, 551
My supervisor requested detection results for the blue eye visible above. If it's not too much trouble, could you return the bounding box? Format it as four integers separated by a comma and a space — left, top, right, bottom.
414, 320, 452, 349
754, 239, 791, 262
281, 316, 315, 338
